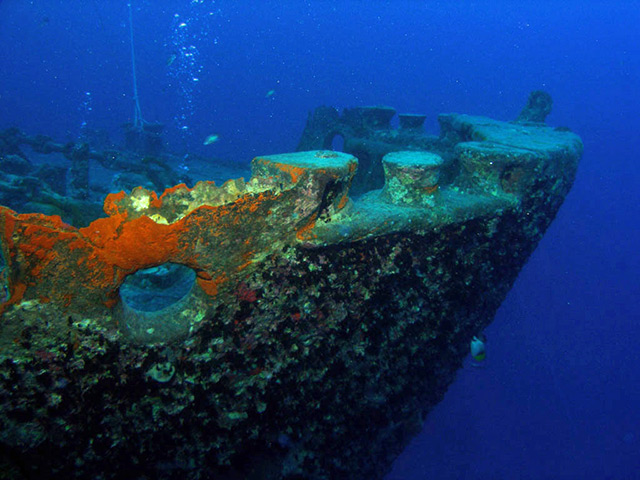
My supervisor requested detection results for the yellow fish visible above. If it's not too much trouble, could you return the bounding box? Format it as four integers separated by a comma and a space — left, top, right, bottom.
203, 134, 220, 145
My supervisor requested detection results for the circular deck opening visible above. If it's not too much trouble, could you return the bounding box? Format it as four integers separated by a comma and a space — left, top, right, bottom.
120, 263, 196, 312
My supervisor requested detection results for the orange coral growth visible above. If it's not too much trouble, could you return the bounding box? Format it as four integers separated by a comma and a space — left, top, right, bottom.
159, 182, 191, 199
197, 272, 228, 296
0, 184, 296, 313
255, 158, 306, 184
296, 214, 318, 241
80, 215, 181, 269
0, 281, 26, 314
0, 152, 356, 316
103, 191, 129, 216
337, 193, 349, 210
274, 162, 306, 183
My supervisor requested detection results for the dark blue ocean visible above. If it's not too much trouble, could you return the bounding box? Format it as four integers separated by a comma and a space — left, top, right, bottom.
1, 1, 639, 478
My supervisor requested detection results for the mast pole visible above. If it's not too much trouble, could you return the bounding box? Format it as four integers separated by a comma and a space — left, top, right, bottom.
128, 2, 145, 129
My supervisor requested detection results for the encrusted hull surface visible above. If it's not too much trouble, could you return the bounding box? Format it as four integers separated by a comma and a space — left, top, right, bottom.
0, 104, 581, 479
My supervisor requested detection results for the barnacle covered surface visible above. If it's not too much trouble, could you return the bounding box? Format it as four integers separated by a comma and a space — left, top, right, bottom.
0, 101, 582, 479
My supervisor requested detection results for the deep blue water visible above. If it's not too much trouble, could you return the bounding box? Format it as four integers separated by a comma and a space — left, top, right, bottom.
1, 1, 639, 478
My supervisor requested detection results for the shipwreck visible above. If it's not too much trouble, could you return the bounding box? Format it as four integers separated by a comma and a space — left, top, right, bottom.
0, 92, 582, 479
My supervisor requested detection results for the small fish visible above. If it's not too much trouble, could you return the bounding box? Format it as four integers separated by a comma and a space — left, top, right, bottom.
265, 89, 275, 98
166, 53, 177, 66
203, 134, 220, 145
470, 333, 487, 362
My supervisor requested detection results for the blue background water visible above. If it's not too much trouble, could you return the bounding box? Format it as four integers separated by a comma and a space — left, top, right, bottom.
1, 1, 638, 478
